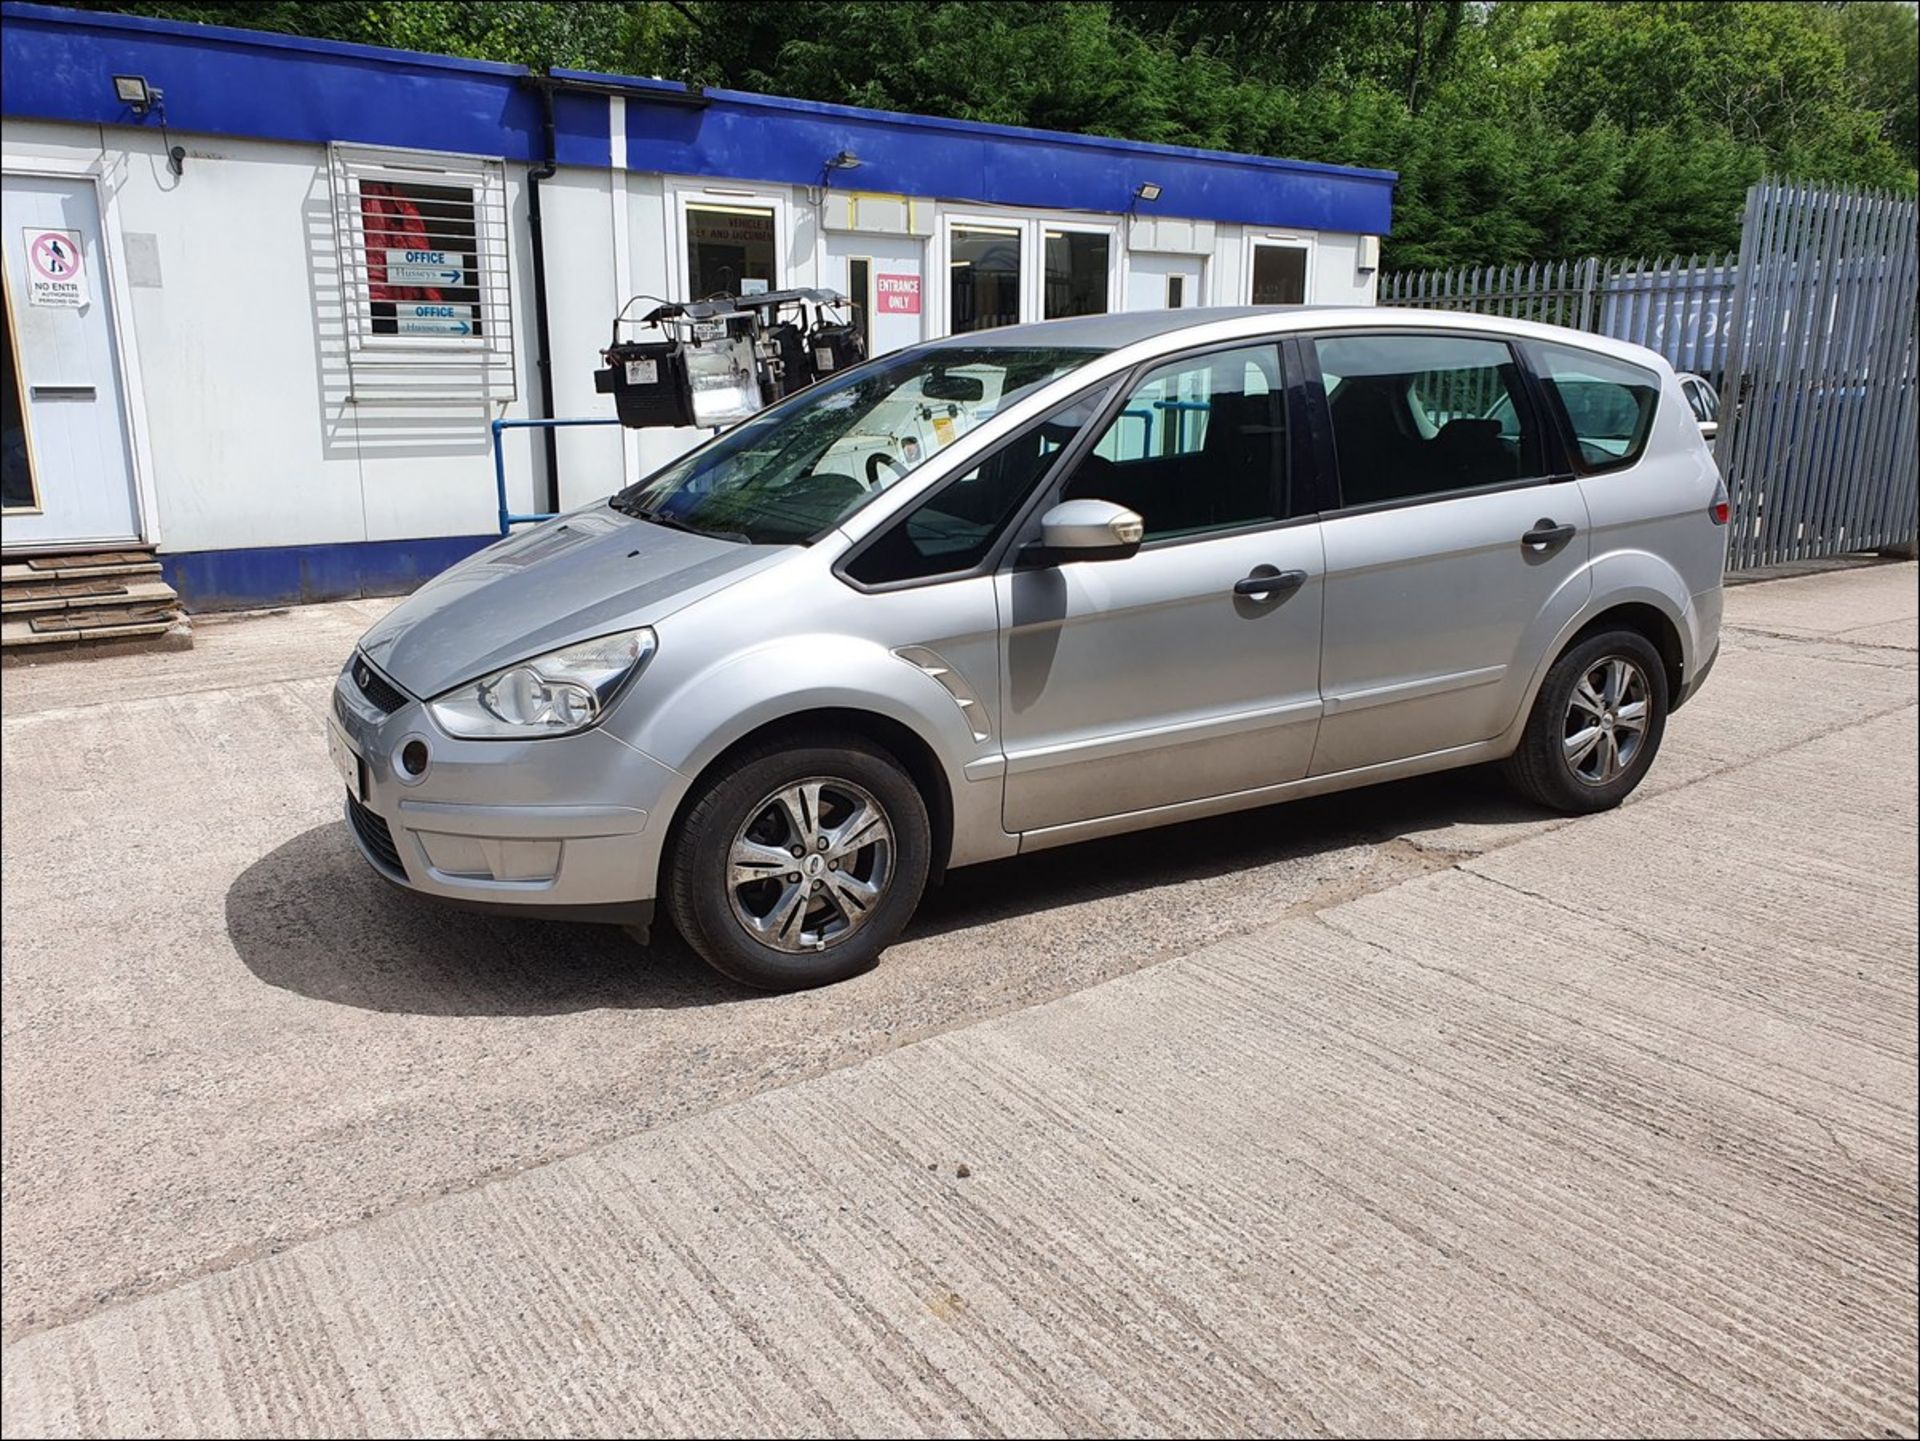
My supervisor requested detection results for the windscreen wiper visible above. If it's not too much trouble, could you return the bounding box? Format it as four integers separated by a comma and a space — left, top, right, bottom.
609, 496, 750, 545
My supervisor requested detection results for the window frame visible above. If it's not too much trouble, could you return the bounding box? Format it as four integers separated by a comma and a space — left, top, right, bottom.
1303, 326, 1571, 518
932, 211, 1121, 337
1245, 234, 1316, 306
669, 184, 791, 306
1039, 220, 1119, 322
326, 142, 516, 399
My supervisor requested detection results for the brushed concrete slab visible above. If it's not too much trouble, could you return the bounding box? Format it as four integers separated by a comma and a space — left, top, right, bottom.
3, 565, 1916, 1435
4, 707, 1912, 1438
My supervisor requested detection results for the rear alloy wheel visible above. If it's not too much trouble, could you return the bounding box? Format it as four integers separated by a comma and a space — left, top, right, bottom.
1503, 629, 1669, 814
666, 735, 930, 990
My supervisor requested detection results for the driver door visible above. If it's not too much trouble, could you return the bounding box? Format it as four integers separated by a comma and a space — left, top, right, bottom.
995, 341, 1326, 837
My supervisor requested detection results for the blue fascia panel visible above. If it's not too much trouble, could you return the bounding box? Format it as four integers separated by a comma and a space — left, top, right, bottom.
0, 3, 610, 167
581, 71, 1396, 235
162, 534, 496, 613
1, 4, 1393, 231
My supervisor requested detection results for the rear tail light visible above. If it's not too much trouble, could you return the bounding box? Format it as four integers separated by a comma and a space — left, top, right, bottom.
1709, 478, 1731, 526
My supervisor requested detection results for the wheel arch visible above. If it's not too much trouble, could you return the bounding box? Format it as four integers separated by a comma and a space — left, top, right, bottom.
663, 706, 957, 887
1501, 574, 1694, 752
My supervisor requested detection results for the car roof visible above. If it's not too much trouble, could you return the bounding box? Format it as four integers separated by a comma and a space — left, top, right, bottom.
926, 305, 1672, 373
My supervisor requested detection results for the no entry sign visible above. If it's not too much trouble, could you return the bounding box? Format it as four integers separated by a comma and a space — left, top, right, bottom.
24, 228, 87, 308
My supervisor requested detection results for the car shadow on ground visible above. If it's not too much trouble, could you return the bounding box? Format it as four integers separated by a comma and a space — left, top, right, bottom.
227, 767, 1545, 1018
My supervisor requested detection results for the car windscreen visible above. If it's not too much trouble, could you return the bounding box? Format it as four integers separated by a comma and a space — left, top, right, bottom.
609, 345, 1099, 545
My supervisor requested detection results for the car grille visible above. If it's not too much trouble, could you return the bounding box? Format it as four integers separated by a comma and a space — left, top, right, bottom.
350, 654, 410, 715
346, 792, 405, 875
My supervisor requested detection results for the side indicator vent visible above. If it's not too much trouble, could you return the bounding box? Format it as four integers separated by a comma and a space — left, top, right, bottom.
894, 646, 991, 743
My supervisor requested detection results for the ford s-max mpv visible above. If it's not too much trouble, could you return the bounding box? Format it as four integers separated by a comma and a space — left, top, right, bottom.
331, 308, 1729, 989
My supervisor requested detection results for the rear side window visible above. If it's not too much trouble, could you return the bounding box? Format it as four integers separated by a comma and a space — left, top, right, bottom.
1317, 333, 1543, 508
843, 387, 1110, 586
1536, 343, 1660, 472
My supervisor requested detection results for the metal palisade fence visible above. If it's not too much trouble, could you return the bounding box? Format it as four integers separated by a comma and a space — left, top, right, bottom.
1382, 180, 1919, 569
1714, 181, 1918, 569
1380, 256, 1739, 383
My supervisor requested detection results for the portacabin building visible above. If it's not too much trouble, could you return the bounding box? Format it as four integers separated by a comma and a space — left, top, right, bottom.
0, 1, 1395, 627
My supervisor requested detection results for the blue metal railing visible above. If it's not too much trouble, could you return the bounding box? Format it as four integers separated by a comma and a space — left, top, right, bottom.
490, 417, 623, 535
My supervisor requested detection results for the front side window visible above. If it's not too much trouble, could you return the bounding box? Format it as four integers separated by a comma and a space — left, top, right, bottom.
612, 345, 1097, 546
844, 386, 1113, 586
1318, 333, 1542, 507
1068, 344, 1288, 541
686, 203, 777, 301
1536, 343, 1660, 472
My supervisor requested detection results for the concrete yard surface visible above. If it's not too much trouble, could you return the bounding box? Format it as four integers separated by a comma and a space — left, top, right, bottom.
2, 563, 1916, 1436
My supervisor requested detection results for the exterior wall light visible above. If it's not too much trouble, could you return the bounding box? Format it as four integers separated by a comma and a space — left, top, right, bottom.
1134, 182, 1163, 203
112, 74, 161, 117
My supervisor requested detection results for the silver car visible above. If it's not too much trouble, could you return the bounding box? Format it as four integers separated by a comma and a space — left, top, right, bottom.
330, 308, 1729, 990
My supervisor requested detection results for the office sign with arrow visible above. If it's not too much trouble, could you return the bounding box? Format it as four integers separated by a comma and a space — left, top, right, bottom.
396, 302, 475, 336
383, 248, 466, 287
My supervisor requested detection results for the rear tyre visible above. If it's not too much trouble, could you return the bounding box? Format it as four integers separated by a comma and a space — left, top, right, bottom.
1502, 629, 1668, 815
664, 734, 931, 991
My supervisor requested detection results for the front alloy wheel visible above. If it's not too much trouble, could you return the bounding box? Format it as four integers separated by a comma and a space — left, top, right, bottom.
665, 734, 932, 990
728, 778, 895, 951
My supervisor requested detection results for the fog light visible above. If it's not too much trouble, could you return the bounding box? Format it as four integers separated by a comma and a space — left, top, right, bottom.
399, 739, 429, 777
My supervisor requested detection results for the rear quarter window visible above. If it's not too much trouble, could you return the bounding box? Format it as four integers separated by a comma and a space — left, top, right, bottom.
1535, 343, 1661, 473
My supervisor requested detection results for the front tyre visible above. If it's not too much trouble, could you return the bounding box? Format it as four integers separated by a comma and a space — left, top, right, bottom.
665, 735, 931, 991
1502, 629, 1669, 814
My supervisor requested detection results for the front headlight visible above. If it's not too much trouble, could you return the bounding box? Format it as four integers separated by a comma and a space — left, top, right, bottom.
428, 628, 656, 739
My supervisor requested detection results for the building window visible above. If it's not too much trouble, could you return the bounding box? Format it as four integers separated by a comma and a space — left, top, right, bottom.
1167, 274, 1186, 309
687, 203, 776, 301
847, 256, 872, 356
1250, 243, 1308, 305
949, 223, 1021, 334
1044, 229, 1109, 319
327, 144, 515, 399
2, 285, 38, 512
359, 180, 483, 337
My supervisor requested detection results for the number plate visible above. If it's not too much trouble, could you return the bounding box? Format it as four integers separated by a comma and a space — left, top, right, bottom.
327, 721, 368, 803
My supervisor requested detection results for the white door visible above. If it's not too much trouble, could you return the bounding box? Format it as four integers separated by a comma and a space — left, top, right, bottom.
1, 174, 140, 550
1125, 254, 1204, 312
823, 234, 925, 359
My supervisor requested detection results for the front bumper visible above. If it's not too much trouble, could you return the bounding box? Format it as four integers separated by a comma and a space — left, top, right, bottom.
328, 657, 680, 919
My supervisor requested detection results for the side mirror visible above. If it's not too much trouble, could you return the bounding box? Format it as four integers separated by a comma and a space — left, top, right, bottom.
1038, 498, 1145, 561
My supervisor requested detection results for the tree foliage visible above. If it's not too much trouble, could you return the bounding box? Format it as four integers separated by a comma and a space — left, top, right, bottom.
68, 0, 1920, 266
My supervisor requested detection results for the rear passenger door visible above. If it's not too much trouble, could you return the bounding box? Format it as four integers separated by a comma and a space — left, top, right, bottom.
1308, 330, 1592, 776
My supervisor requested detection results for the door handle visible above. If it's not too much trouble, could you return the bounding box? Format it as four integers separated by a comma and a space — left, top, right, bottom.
1234, 568, 1308, 599
1522, 520, 1576, 549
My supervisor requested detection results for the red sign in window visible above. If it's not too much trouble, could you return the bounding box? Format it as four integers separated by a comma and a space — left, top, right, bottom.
876, 273, 921, 314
